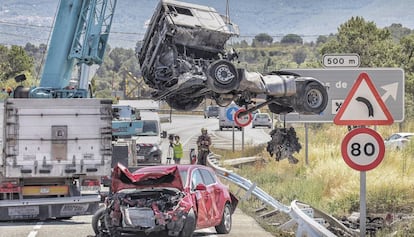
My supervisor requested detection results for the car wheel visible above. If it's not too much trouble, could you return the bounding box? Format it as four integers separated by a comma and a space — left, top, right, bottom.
215, 203, 232, 234
92, 207, 107, 235
178, 209, 196, 237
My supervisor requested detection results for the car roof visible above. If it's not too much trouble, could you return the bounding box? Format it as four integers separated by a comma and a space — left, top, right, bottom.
254, 113, 269, 117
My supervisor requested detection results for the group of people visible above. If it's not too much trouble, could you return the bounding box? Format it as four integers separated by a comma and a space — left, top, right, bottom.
168, 128, 211, 166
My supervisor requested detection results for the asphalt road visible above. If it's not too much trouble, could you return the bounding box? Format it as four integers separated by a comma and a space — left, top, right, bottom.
0, 115, 275, 237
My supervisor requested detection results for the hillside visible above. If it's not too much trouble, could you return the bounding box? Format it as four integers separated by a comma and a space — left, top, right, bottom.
1, 0, 414, 48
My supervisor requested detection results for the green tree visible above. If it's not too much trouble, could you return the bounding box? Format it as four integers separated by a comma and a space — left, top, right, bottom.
281, 34, 303, 44
0, 45, 33, 81
385, 23, 412, 41
254, 33, 273, 45
319, 16, 397, 67
293, 48, 307, 67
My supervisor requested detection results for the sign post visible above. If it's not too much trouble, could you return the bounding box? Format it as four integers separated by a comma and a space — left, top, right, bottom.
335, 72, 392, 237
226, 106, 239, 152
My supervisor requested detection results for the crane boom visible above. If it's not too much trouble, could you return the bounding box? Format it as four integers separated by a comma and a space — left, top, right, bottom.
33, 0, 116, 98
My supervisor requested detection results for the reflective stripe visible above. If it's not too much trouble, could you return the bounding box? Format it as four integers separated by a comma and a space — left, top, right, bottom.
22, 186, 69, 196
173, 143, 183, 158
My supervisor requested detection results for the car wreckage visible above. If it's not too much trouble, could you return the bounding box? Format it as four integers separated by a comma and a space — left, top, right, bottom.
92, 163, 238, 237
137, 0, 328, 162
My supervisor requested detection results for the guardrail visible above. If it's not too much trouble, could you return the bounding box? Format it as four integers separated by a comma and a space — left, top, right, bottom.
207, 153, 357, 237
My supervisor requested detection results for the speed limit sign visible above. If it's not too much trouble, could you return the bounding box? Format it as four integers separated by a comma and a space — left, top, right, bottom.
341, 127, 385, 171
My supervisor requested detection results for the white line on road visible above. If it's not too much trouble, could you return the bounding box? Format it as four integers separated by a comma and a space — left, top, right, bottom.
27, 222, 43, 237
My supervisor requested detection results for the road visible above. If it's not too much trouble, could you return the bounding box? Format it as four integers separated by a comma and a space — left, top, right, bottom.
0, 115, 275, 237
160, 114, 272, 162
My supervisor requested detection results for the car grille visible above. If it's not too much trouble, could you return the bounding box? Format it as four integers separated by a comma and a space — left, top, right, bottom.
137, 144, 153, 155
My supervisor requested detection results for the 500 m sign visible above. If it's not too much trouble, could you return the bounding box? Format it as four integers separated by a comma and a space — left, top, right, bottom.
341, 127, 385, 171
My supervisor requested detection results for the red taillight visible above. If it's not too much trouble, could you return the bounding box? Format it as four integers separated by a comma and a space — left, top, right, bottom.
0, 181, 19, 193
82, 179, 100, 186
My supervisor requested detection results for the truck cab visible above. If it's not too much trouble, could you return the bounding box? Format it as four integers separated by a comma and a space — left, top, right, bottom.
112, 110, 163, 167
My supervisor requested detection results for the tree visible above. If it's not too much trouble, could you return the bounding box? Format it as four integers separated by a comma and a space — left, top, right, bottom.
316, 35, 328, 45
0, 45, 33, 81
385, 23, 412, 41
319, 16, 397, 67
293, 48, 307, 67
281, 34, 303, 44
254, 33, 273, 45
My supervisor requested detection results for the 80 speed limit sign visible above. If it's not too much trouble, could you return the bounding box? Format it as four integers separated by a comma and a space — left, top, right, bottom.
341, 127, 385, 171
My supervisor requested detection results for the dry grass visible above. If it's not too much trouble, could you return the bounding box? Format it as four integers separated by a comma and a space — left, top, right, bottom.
214, 122, 414, 235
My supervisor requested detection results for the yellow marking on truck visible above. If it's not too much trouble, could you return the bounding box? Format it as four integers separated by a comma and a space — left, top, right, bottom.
22, 186, 69, 196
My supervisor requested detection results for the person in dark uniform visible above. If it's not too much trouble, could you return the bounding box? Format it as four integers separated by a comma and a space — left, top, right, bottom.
196, 128, 211, 165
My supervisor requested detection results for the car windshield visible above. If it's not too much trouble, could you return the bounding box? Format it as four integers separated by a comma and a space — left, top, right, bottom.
256, 114, 269, 119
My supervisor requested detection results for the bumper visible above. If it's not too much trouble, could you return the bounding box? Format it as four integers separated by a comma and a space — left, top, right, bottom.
0, 195, 100, 220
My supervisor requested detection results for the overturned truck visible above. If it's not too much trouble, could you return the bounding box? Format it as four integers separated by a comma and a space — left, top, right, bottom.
138, 0, 328, 162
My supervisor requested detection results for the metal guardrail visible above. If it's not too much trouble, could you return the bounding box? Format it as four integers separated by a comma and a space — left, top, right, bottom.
207, 153, 357, 237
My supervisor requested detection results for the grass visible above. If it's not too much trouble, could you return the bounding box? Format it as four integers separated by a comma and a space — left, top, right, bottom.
212, 122, 414, 236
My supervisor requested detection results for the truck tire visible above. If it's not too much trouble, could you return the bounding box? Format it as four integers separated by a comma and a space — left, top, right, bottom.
296, 81, 328, 114
207, 60, 239, 93
166, 95, 203, 111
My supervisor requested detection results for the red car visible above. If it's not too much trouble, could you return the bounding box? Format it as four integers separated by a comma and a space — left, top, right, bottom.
92, 163, 238, 237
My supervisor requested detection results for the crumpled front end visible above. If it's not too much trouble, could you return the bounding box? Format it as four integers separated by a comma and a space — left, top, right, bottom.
107, 188, 192, 235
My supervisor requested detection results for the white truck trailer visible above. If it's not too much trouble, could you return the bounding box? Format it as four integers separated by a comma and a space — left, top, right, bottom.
0, 98, 112, 220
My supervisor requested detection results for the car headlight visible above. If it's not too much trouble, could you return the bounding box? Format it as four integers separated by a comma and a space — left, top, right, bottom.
150, 144, 159, 152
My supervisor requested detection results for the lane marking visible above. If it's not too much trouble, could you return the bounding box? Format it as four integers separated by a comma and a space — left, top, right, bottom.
27, 222, 43, 237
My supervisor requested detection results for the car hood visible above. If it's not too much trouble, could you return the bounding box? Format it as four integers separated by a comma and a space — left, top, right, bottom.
111, 163, 183, 193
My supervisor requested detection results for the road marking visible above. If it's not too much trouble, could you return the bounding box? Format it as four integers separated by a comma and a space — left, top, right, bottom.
27, 222, 43, 237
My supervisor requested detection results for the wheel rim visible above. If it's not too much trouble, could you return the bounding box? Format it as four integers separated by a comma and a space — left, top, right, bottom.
223, 206, 231, 231
215, 64, 235, 85
306, 88, 323, 108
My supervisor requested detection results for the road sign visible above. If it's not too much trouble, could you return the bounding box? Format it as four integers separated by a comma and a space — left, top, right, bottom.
334, 72, 393, 125
234, 108, 252, 127
341, 127, 385, 171
322, 54, 360, 68
280, 68, 404, 123
226, 106, 239, 121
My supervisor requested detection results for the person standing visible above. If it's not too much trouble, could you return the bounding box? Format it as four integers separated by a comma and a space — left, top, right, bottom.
196, 128, 211, 165
173, 135, 183, 164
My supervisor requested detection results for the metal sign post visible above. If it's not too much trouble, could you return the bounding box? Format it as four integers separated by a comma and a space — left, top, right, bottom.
360, 171, 366, 237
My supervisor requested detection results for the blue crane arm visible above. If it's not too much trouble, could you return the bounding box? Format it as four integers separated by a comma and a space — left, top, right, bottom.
37, 0, 116, 97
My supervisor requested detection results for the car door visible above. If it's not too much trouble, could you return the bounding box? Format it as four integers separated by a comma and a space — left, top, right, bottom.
191, 169, 210, 228
199, 168, 222, 224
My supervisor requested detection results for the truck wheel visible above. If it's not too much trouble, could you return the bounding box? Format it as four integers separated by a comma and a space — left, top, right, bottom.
296, 81, 328, 114
207, 60, 239, 93
268, 103, 293, 114
166, 95, 203, 111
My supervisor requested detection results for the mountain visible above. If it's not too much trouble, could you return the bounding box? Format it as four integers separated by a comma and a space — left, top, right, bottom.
1, 0, 414, 49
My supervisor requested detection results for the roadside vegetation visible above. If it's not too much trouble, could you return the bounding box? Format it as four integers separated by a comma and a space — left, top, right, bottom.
1, 15, 414, 235
212, 121, 414, 236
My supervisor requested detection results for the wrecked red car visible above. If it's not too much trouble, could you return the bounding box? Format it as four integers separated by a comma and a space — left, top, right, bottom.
92, 163, 238, 237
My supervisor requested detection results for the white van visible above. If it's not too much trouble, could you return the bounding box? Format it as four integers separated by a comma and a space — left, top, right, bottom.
218, 102, 242, 131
